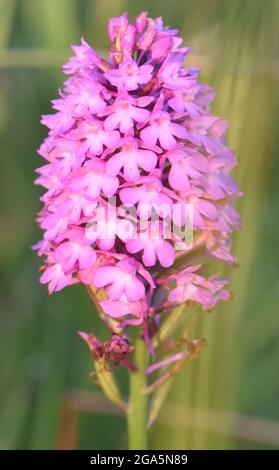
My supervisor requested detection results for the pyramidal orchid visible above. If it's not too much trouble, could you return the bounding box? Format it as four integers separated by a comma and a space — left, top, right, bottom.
34, 11, 241, 449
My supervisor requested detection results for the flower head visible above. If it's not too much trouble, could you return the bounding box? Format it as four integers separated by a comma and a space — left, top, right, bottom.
34, 12, 241, 369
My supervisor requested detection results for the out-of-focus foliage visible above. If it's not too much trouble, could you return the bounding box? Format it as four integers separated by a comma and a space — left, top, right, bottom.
0, 0, 278, 449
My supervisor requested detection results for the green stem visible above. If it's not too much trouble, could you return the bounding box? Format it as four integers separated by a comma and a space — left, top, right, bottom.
127, 330, 149, 450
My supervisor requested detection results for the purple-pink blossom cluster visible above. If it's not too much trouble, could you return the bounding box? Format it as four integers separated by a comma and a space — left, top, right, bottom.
34, 12, 241, 332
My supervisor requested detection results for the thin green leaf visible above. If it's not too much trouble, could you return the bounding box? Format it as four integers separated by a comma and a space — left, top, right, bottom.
94, 360, 127, 413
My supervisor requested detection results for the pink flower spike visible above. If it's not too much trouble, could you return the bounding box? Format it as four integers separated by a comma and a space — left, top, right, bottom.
35, 12, 241, 368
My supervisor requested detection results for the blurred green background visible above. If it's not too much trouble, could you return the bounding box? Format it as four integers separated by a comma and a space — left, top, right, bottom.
0, 0, 279, 450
